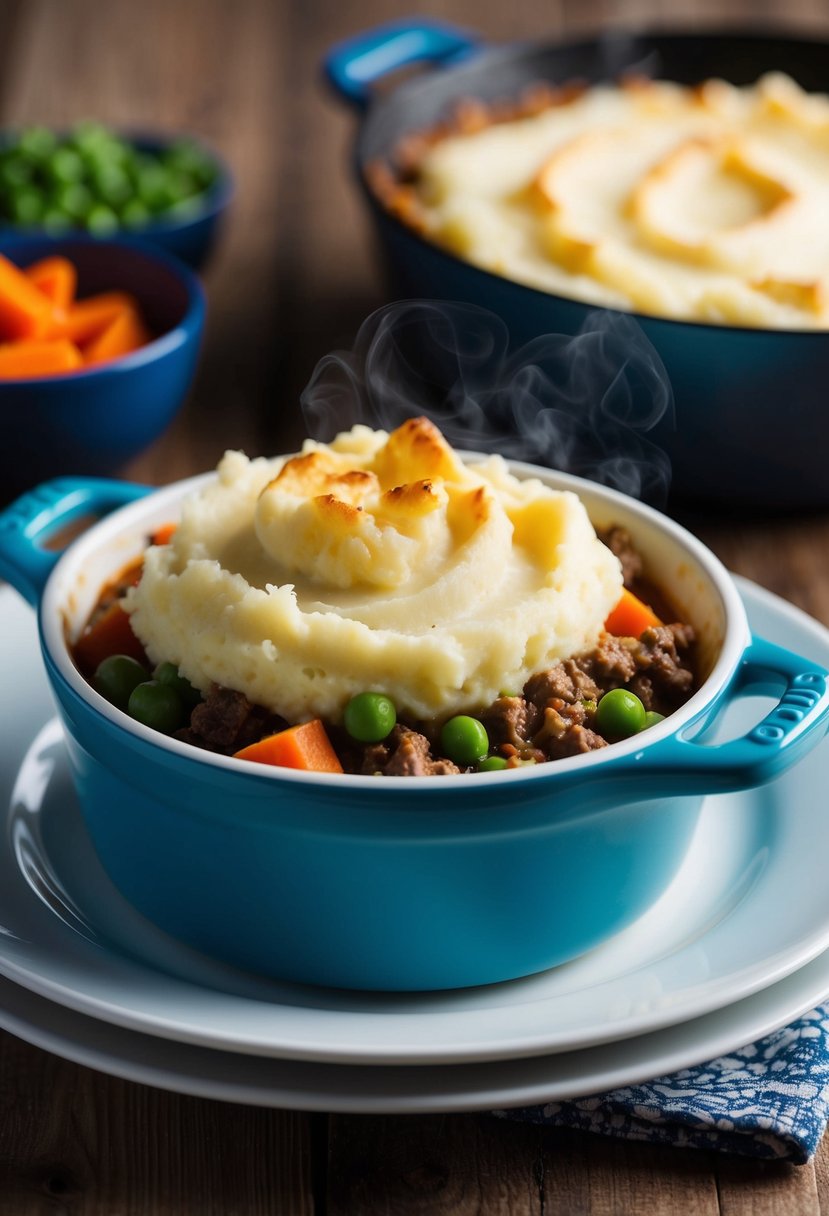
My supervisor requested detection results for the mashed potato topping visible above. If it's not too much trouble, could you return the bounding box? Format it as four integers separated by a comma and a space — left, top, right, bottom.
406, 73, 829, 328
126, 418, 622, 723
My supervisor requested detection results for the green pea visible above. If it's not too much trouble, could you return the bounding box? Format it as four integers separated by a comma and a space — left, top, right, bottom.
343, 691, 397, 743
595, 688, 647, 741
0, 154, 32, 183
84, 203, 119, 235
8, 187, 45, 225
53, 182, 94, 221
127, 681, 183, 734
136, 163, 170, 209
154, 661, 202, 711
94, 654, 149, 710
644, 710, 665, 730
92, 164, 132, 207
478, 755, 508, 772
440, 715, 489, 766
119, 197, 151, 228
48, 147, 85, 186
0, 156, 32, 194
17, 126, 57, 161
69, 121, 114, 155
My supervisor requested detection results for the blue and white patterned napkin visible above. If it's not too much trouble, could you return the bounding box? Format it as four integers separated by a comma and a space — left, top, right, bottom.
496, 1006, 829, 1162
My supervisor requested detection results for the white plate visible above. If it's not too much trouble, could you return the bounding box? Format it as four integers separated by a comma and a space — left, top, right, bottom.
2, 946, 829, 1113
1, 579, 828, 1067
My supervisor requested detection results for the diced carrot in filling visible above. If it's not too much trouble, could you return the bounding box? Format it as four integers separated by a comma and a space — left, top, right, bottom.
604, 587, 661, 637
150, 522, 177, 546
234, 720, 344, 773
74, 601, 147, 675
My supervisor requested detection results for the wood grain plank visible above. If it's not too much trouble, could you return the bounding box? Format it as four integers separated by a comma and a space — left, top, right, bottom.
257, 0, 391, 459
327, 1114, 543, 1214
116, 0, 291, 484
716, 1154, 821, 1215
687, 513, 829, 630
539, 1131, 720, 1216
0, 1030, 314, 1216
813, 1129, 829, 1210
0, 1, 30, 115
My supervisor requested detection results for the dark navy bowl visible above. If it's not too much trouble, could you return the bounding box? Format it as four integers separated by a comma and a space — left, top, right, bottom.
0, 134, 233, 271
0, 235, 205, 501
325, 22, 829, 511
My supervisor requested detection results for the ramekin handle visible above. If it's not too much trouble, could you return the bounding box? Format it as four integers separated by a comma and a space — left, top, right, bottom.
633, 636, 829, 793
324, 19, 479, 109
0, 478, 151, 608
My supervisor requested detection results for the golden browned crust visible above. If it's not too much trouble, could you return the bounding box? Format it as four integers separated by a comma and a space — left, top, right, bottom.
364, 79, 590, 231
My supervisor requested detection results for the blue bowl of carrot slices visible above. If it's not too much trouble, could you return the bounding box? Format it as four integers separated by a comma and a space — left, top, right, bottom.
0, 234, 205, 501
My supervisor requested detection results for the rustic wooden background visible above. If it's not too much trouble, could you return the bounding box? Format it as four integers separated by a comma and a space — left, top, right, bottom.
2, 0, 829, 1211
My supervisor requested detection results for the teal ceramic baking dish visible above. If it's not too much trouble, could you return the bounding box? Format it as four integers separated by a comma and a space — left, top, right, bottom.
0, 465, 826, 990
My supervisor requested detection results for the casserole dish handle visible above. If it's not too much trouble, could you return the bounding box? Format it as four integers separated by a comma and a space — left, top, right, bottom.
324, 19, 478, 109
622, 636, 829, 793
0, 477, 151, 608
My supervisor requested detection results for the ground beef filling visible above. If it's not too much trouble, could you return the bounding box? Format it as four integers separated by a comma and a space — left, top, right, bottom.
171, 619, 695, 775
598, 525, 643, 590
176, 687, 287, 755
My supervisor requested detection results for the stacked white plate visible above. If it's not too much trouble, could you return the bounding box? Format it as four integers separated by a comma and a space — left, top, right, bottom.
2, 578, 829, 1113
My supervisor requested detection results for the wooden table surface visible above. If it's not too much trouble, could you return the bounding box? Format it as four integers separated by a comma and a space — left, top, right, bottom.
2, 0, 829, 1211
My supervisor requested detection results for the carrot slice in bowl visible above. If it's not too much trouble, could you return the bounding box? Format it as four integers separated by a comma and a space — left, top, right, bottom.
25, 255, 78, 311
0, 252, 60, 340
0, 337, 83, 378
83, 305, 152, 366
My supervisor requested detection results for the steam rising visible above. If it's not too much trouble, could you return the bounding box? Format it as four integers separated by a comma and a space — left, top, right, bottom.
301, 301, 673, 504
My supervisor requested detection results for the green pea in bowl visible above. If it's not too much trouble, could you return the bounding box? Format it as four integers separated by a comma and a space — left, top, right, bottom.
0, 123, 233, 270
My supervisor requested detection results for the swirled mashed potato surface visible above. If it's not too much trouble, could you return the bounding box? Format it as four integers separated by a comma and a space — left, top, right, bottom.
126, 419, 622, 724
411, 73, 829, 327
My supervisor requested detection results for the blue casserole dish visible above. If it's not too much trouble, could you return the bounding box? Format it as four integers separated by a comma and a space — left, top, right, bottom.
0, 466, 827, 991
325, 22, 829, 511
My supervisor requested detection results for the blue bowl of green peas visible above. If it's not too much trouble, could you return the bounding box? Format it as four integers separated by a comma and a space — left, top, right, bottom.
0, 123, 233, 270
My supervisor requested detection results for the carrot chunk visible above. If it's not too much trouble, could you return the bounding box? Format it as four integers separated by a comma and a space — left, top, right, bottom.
150, 522, 177, 546
73, 601, 148, 675
0, 252, 60, 340
64, 291, 141, 346
0, 337, 83, 378
604, 587, 662, 637
234, 720, 344, 773
83, 305, 152, 366
24, 256, 78, 311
